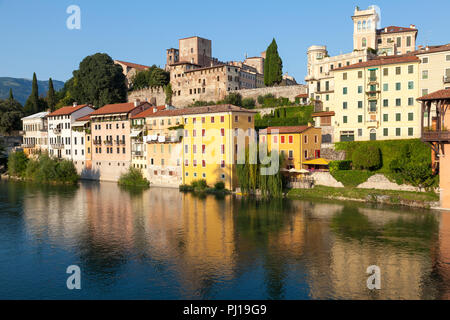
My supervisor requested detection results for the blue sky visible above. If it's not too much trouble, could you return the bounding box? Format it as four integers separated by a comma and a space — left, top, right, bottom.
0, 0, 449, 84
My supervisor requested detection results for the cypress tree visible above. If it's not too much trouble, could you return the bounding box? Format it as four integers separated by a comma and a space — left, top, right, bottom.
23, 73, 39, 115
8, 88, 13, 100
47, 78, 57, 111
264, 39, 283, 86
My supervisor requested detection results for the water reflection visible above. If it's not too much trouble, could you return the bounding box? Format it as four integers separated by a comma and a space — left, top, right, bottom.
0, 180, 449, 299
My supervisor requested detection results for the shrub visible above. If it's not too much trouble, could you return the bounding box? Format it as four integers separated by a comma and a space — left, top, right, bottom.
221, 93, 242, 106
118, 167, 150, 188
56, 160, 79, 184
330, 170, 374, 187
241, 98, 256, 109
329, 160, 352, 172
191, 179, 208, 190
214, 181, 225, 190
352, 145, 381, 171
7, 150, 28, 177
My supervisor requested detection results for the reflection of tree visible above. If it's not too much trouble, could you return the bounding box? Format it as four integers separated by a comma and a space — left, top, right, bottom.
330, 206, 439, 252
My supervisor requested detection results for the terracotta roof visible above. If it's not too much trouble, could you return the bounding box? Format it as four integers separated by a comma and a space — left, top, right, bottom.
295, 94, 308, 98
412, 44, 450, 55
76, 114, 92, 121
417, 89, 450, 101
169, 61, 201, 67
312, 111, 335, 117
143, 104, 257, 118
114, 60, 150, 70
259, 126, 311, 134
131, 105, 167, 119
377, 26, 418, 34
333, 55, 419, 71
90, 102, 151, 116
47, 104, 91, 117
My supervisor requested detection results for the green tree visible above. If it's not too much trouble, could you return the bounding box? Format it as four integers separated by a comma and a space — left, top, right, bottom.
264, 39, 283, 86
69, 53, 127, 107
7, 150, 29, 177
23, 72, 40, 115
221, 93, 242, 106
8, 88, 13, 101
352, 145, 382, 171
130, 65, 170, 90
0, 97, 23, 135
47, 78, 57, 111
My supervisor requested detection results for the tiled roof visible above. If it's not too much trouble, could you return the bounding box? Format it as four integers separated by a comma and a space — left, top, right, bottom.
377, 26, 418, 34
295, 94, 308, 98
259, 126, 311, 134
143, 104, 257, 118
412, 43, 450, 55
90, 102, 150, 116
312, 111, 335, 117
168, 61, 201, 67
417, 89, 450, 101
131, 105, 167, 119
114, 60, 150, 70
47, 104, 91, 117
333, 55, 419, 71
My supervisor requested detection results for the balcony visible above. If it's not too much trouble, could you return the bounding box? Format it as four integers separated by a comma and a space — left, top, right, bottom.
22, 143, 35, 148
50, 143, 64, 149
53, 128, 61, 135
93, 139, 102, 145
422, 130, 450, 143
444, 76, 450, 84
119, 139, 126, 145
132, 150, 143, 156
368, 77, 378, 84
103, 140, 113, 146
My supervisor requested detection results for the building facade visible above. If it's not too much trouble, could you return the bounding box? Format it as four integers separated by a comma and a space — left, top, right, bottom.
47, 104, 94, 160
21, 111, 49, 156
332, 56, 421, 142
71, 114, 93, 172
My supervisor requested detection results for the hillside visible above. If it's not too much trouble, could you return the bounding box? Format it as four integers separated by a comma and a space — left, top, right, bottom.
0, 77, 65, 105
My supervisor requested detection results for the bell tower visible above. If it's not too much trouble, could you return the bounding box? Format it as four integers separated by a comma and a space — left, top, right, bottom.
352, 5, 379, 51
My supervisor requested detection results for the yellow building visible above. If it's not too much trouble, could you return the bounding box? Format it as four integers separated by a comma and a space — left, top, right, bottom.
259, 125, 322, 170
332, 55, 421, 141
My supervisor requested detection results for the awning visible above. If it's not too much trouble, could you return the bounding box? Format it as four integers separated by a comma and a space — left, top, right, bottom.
303, 158, 330, 166
130, 130, 142, 137
73, 121, 88, 126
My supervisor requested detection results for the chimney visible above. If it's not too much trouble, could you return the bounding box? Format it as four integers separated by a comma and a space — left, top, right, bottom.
384, 27, 387, 32
134, 99, 140, 107
73, 102, 77, 107
410, 24, 416, 29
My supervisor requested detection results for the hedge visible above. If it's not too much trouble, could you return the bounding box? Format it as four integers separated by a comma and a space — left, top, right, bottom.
330, 170, 374, 187
329, 160, 352, 172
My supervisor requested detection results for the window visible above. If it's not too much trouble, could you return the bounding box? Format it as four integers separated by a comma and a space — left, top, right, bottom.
202, 144, 206, 154
343, 116, 348, 123
184, 145, 188, 153
211, 116, 215, 123
202, 160, 206, 168
192, 145, 196, 154
408, 128, 414, 136
221, 161, 225, 168
408, 98, 414, 106
358, 71, 363, 79
383, 83, 389, 91
343, 87, 348, 95
447, 55, 450, 61
407, 36, 411, 47
408, 112, 414, 121
304, 135, 308, 144
369, 101, 377, 112
362, 38, 367, 48
383, 68, 388, 76
396, 113, 401, 121
396, 67, 401, 75
422, 57, 429, 64
358, 101, 363, 109
408, 65, 414, 74
343, 102, 348, 109
202, 129, 205, 137
422, 89, 428, 96
288, 136, 293, 144
201, 117, 205, 123
383, 128, 388, 136
343, 73, 347, 80
358, 115, 363, 123
396, 83, 401, 91
358, 86, 363, 94
358, 129, 363, 137
383, 114, 388, 122
185, 160, 189, 166
234, 115, 238, 122
396, 37, 401, 48
192, 129, 196, 137
396, 128, 401, 136
288, 150, 293, 160
304, 150, 308, 159
221, 128, 225, 136
221, 145, 225, 154
408, 81, 414, 89
422, 70, 429, 79
220, 116, 224, 122
396, 98, 401, 107
383, 99, 389, 107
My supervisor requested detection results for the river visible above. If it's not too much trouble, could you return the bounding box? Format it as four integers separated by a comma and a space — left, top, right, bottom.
0, 180, 449, 299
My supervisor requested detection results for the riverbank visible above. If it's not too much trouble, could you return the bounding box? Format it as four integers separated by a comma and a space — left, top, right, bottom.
287, 186, 440, 209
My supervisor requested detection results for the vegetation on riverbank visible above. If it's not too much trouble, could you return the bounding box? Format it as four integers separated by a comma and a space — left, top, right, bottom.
118, 167, 150, 188
179, 179, 230, 195
7, 151, 79, 184
287, 186, 439, 208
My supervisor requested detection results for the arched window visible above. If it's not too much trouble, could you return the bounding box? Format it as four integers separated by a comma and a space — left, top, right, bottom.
367, 19, 372, 30
358, 21, 362, 31
362, 38, 367, 48
362, 20, 366, 30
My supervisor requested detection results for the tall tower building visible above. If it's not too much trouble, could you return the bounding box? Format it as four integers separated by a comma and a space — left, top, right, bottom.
352, 5, 379, 51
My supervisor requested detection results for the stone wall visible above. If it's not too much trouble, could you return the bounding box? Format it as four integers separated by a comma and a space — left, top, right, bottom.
356, 174, 422, 192
311, 172, 344, 188
127, 84, 308, 108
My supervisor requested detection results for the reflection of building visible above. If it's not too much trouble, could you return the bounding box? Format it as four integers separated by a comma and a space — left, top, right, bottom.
21, 111, 49, 156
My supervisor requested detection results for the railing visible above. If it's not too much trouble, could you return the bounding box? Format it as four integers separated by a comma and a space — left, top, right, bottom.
103, 140, 113, 146
22, 143, 35, 148
53, 128, 61, 134
50, 143, 64, 149
422, 130, 450, 142
368, 77, 377, 82
132, 150, 143, 156
93, 140, 102, 145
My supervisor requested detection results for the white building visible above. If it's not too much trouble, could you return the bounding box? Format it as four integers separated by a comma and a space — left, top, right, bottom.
47, 103, 94, 159
21, 111, 49, 156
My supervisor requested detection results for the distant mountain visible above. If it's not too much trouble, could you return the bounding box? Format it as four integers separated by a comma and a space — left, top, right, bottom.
0, 77, 65, 105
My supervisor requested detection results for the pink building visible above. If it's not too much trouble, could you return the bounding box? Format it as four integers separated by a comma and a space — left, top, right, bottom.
88, 101, 152, 181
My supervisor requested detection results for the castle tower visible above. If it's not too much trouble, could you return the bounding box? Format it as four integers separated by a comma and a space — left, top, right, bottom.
352, 5, 379, 51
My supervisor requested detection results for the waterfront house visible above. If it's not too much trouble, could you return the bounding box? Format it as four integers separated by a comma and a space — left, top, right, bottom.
71, 113, 93, 173
418, 89, 450, 209
21, 111, 49, 157
89, 101, 152, 181
47, 103, 94, 159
